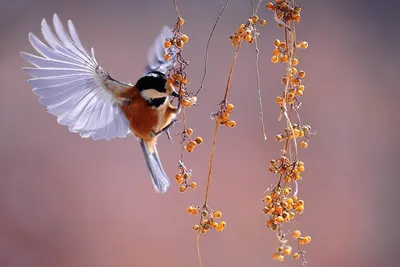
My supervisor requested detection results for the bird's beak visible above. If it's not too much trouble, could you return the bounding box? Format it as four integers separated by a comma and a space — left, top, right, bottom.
171, 90, 179, 97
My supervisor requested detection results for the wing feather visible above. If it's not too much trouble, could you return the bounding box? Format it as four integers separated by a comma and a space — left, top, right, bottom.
21, 14, 131, 140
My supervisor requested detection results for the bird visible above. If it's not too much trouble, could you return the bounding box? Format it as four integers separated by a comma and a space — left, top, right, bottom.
20, 13, 181, 193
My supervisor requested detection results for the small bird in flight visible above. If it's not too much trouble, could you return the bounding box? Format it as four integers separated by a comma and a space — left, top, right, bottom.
21, 14, 181, 193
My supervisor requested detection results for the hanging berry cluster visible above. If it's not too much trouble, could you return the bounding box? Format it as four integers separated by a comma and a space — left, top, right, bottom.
164, 10, 204, 194
264, 0, 314, 264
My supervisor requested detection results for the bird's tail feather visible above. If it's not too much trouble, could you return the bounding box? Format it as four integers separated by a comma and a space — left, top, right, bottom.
140, 139, 170, 193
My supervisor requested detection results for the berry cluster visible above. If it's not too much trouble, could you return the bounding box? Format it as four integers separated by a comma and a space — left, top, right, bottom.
274, 124, 313, 149
265, 0, 313, 264
229, 15, 266, 46
267, 0, 302, 26
175, 161, 197, 192
187, 205, 226, 233
212, 102, 236, 128
182, 128, 203, 153
164, 17, 188, 61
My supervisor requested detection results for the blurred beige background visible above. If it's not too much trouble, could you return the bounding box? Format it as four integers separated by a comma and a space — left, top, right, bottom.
0, 0, 398, 267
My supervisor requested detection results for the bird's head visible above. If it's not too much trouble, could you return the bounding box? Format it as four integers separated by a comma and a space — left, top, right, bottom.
136, 71, 178, 102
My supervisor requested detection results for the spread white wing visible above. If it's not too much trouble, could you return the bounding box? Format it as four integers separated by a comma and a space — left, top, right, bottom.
144, 26, 177, 75
21, 14, 132, 140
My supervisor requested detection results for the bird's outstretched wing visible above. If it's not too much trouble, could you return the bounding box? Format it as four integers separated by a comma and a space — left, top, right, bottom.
144, 26, 177, 75
21, 14, 132, 140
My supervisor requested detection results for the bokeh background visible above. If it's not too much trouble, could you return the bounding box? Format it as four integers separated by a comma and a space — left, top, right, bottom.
0, 0, 398, 266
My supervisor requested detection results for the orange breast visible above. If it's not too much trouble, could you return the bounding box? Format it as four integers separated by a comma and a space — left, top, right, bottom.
120, 87, 158, 141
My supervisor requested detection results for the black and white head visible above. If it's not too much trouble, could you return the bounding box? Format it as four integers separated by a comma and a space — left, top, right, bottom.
136, 71, 178, 108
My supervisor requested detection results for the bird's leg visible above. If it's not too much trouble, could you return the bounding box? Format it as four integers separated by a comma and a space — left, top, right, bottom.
150, 119, 178, 139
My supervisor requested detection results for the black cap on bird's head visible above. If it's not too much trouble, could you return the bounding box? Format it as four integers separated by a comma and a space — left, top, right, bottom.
136, 71, 178, 105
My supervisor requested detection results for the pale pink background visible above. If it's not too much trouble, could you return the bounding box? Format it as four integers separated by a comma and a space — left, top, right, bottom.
0, 0, 397, 267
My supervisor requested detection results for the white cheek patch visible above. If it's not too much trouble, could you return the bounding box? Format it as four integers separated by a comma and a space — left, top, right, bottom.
141, 89, 166, 99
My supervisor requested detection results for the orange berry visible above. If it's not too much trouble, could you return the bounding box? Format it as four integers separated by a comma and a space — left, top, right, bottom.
194, 136, 203, 144
296, 206, 304, 214
298, 85, 305, 91
275, 96, 283, 104
219, 221, 226, 227
200, 228, 207, 234
192, 208, 199, 215
178, 17, 185, 25
298, 70, 306, 78
274, 39, 281, 47
213, 211, 222, 218
193, 225, 200, 230
296, 90, 303, 97
251, 15, 259, 23
181, 34, 189, 43
164, 40, 171, 48
182, 99, 192, 107
300, 41, 308, 49
275, 134, 284, 142
279, 42, 287, 49
164, 53, 171, 61
260, 19, 267, 26
267, 2, 275, 10
190, 182, 197, 189
226, 120, 236, 128
292, 230, 301, 239
293, 253, 300, 259
186, 128, 194, 135
187, 206, 194, 214
216, 225, 224, 232
291, 58, 299, 66
185, 145, 194, 152
300, 141, 308, 148
284, 248, 292, 255
189, 141, 197, 147
280, 55, 289, 63
271, 56, 279, 63
179, 186, 187, 192
273, 48, 280, 56
226, 103, 235, 112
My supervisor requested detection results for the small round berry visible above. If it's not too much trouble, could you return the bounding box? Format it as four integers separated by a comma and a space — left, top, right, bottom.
185, 145, 194, 152
183, 172, 190, 179
300, 41, 308, 49
164, 40, 171, 48
212, 211, 222, 218
280, 55, 289, 63
298, 70, 306, 78
164, 53, 171, 61
275, 134, 284, 142
284, 248, 292, 256
192, 208, 199, 215
267, 2, 275, 10
189, 96, 197, 104
178, 17, 185, 25
193, 225, 200, 231
226, 120, 236, 128
264, 195, 272, 202
219, 221, 226, 227
187, 206, 194, 214
296, 206, 304, 214
200, 228, 207, 234
181, 34, 189, 43
292, 230, 301, 239
182, 99, 191, 107
291, 58, 299, 66
216, 225, 224, 232
275, 96, 283, 104
190, 182, 197, 189
194, 136, 203, 144
186, 128, 194, 135
179, 186, 187, 192
279, 42, 287, 49
226, 103, 235, 112
293, 253, 300, 259
271, 56, 279, 63
298, 85, 305, 91
251, 15, 259, 23
273, 48, 280, 56
176, 40, 184, 48
300, 141, 308, 148
273, 39, 281, 47
296, 90, 303, 97
260, 19, 267, 26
